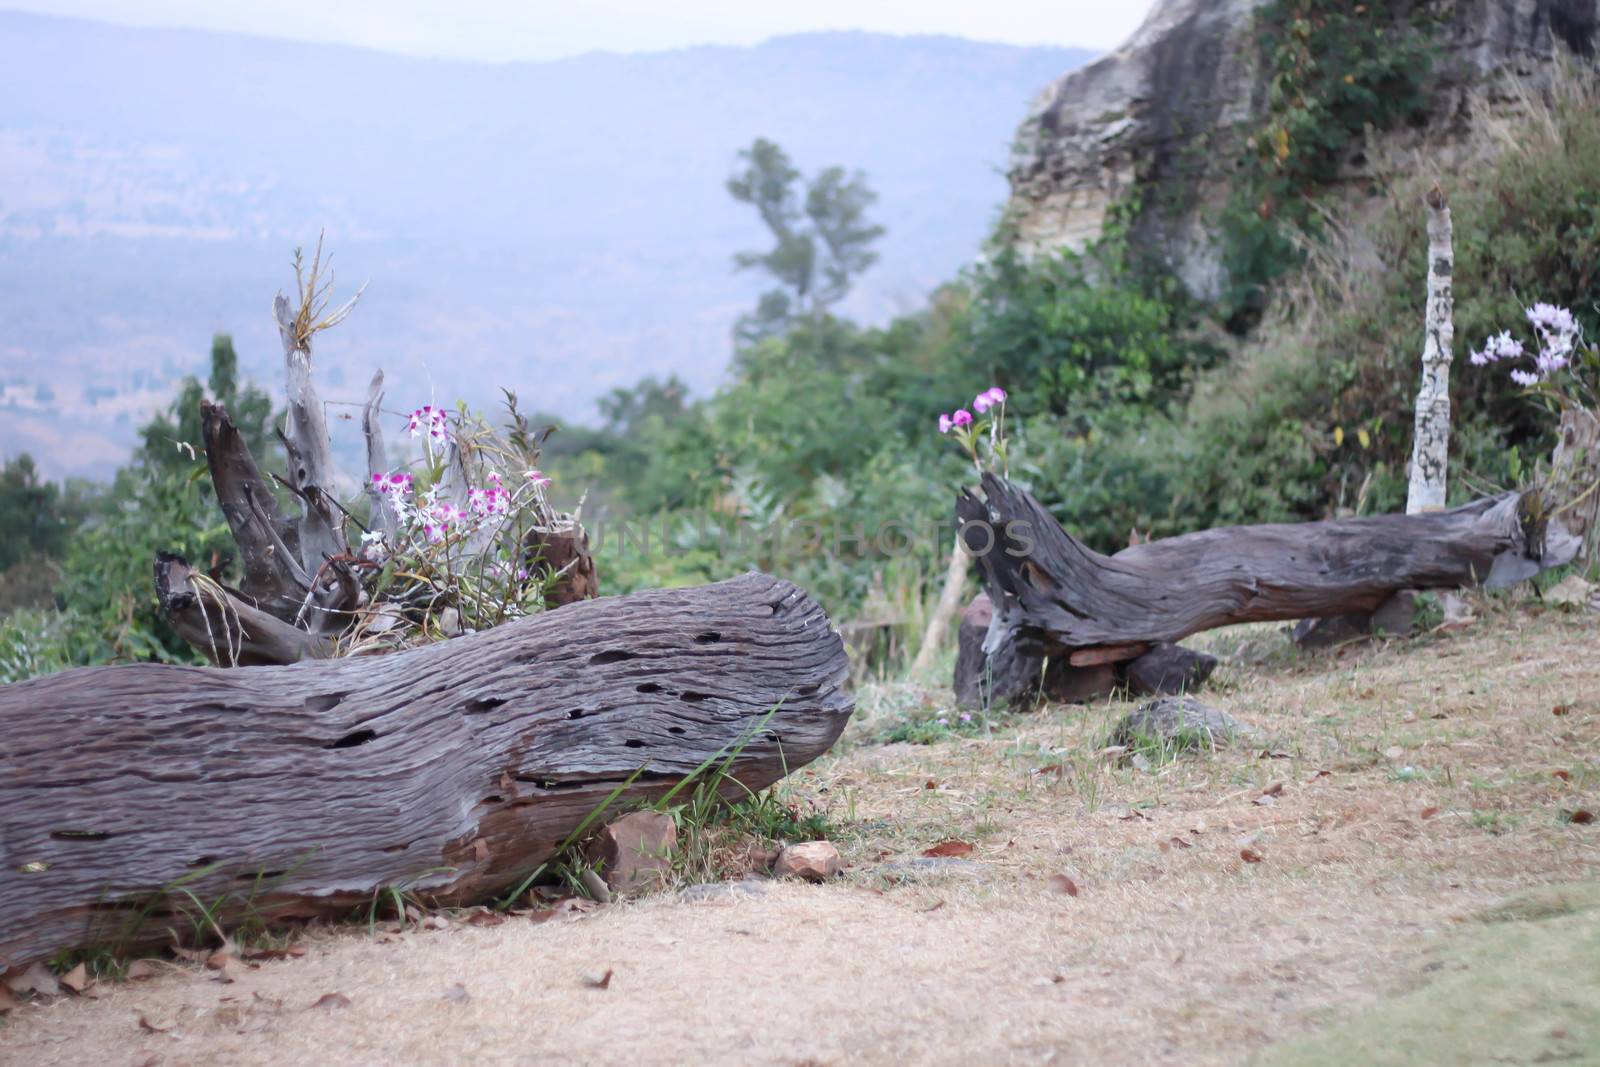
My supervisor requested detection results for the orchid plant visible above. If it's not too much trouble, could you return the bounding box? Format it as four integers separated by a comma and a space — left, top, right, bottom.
341, 393, 572, 653
1470, 303, 1596, 411
938, 386, 1010, 476
1469, 302, 1600, 567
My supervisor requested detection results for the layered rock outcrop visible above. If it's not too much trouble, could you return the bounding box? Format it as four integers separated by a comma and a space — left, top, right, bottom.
1005, 0, 1598, 299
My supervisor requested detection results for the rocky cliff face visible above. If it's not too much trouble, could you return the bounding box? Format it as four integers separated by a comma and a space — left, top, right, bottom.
1005, 0, 1599, 300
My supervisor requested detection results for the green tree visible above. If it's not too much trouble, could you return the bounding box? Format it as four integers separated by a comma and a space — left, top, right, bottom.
727, 138, 885, 341
137, 334, 277, 474
0, 454, 76, 572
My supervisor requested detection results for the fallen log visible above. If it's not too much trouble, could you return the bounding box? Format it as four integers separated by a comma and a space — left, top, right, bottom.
957, 471, 1584, 660
0, 572, 850, 974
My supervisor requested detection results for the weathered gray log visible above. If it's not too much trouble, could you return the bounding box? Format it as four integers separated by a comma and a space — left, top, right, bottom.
0, 572, 850, 975
958, 471, 1580, 659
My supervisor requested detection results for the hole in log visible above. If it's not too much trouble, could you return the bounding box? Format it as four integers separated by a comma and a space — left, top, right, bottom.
50, 830, 113, 841
328, 729, 378, 749
624, 739, 647, 748
796, 683, 820, 696
679, 692, 711, 703
481, 794, 504, 805
589, 649, 635, 665
668, 726, 685, 735
238, 870, 285, 883
189, 856, 218, 868
465, 696, 510, 715
765, 731, 783, 744
695, 632, 722, 644
636, 683, 663, 694
567, 709, 586, 720
304, 693, 344, 713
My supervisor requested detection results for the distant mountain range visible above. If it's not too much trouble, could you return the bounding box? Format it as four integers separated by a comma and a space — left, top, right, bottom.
0, 10, 1091, 477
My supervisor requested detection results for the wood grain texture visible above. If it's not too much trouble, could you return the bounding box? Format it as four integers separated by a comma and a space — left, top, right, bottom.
957, 472, 1566, 656
0, 572, 851, 974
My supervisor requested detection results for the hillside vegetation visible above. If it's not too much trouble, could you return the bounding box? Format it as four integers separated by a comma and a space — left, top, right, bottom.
3, 31, 1598, 680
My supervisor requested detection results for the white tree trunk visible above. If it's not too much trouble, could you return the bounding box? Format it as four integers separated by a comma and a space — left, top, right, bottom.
1407, 186, 1454, 514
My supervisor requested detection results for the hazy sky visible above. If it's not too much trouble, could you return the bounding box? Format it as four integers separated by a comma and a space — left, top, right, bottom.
8, 0, 1155, 59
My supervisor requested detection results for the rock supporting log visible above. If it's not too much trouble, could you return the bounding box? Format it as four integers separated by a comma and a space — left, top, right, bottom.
0, 572, 850, 975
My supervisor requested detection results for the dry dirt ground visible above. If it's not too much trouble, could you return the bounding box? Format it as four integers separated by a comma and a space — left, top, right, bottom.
4, 604, 1598, 1066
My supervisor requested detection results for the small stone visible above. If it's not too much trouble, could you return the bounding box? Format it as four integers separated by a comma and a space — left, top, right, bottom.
586, 810, 677, 895
1124, 643, 1219, 696
773, 841, 841, 882
1108, 696, 1253, 753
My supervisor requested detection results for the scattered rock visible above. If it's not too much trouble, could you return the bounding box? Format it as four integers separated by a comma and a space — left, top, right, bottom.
586, 810, 677, 895
1109, 696, 1253, 752
773, 841, 842, 882
1123, 643, 1219, 696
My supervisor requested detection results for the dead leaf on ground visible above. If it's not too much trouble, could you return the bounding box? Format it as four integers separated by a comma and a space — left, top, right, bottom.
922, 840, 975, 859
462, 909, 507, 927
309, 992, 352, 1011
583, 969, 614, 990
138, 1014, 173, 1033
1564, 809, 1595, 825
1554, 769, 1572, 782
924, 779, 938, 790
1169, 836, 1192, 850
125, 960, 161, 981
1420, 807, 1440, 820
59, 962, 89, 993
920, 899, 946, 913
1553, 704, 1572, 716
443, 983, 471, 1004
0, 986, 20, 1013
1260, 782, 1285, 798
1259, 749, 1292, 760
1047, 873, 1080, 897
131, 1053, 160, 1067
1240, 848, 1265, 864
1034, 763, 1067, 778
